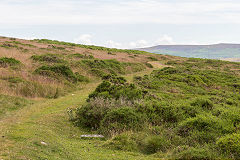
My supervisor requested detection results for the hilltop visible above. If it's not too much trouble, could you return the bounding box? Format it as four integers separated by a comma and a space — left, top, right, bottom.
138, 43, 240, 60
1, 37, 240, 159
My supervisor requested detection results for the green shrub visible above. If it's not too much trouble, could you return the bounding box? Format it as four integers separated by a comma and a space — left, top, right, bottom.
191, 98, 214, 110
90, 68, 106, 77
34, 64, 86, 82
147, 56, 158, 61
88, 75, 145, 100
2, 77, 25, 83
100, 107, 144, 135
104, 133, 139, 152
82, 59, 126, 74
69, 53, 94, 59
31, 54, 65, 63
141, 135, 171, 154
217, 133, 240, 158
0, 57, 21, 67
145, 63, 154, 68
74, 99, 111, 129
177, 113, 232, 140
172, 146, 214, 160
75, 72, 89, 82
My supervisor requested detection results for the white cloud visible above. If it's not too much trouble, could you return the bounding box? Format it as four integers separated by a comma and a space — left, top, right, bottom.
1, 0, 240, 25
154, 35, 174, 45
129, 40, 149, 48
73, 34, 93, 45
105, 40, 123, 48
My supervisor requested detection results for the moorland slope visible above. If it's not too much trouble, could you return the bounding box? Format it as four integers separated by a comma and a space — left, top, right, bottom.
1, 37, 240, 159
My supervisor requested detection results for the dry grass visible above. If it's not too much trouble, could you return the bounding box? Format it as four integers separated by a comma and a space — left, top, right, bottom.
0, 36, 168, 99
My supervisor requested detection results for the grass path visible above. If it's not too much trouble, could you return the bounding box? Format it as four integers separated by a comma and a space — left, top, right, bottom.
0, 65, 164, 160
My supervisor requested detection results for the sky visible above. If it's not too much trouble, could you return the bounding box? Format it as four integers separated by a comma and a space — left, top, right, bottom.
0, 0, 240, 49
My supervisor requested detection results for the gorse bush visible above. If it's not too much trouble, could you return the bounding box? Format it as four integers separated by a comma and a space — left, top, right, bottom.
88, 74, 146, 100
0, 57, 21, 67
31, 54, 66, 63
217, 133, 240, 159
141, 135, 171, 154
147, 56, 158, 61
68, 53, 94, 59
190, 98, 214, 110
34, 64, 88, 82
81, 59, 145, 77
73, 75, 146, 131
100, 107, 144, 136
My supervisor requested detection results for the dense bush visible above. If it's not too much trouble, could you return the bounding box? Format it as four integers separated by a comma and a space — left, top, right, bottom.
217, 133, 240, 159
31, 54, 65, 63
82, 59, 125, 75
190, 98, 214, 110
100, 107, 144, 135
88, 75, 145, 100
141, 135, 171, 154
0, 57, 21, 67
147, 56, 158, 61
69, 53, 94, 59
171, 146, 214, 160
34, 64, 88, 82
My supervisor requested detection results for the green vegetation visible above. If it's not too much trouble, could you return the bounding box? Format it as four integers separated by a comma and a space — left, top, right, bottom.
217, 133, 240, 158
0, 42, 28, 52
68, 53, 94, 59
0, 57, 21, 68
34, 64, 88, 83
147, 56, 158, 61
8, 40, 36, 48
0, 94, 32, 118
2, 37, 240, 159
72, 58, 240, 159
80, 59, 145, 77
34, 39, 149, 54
1, 76, 62, 98
31, 54, 66, 63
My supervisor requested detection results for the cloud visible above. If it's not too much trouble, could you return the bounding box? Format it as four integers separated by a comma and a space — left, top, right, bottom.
1, 0, 240, 25
73, 34, 93, 45
154, 35, 174, 45
129, 40, 149, 48
105, 40, 123, 48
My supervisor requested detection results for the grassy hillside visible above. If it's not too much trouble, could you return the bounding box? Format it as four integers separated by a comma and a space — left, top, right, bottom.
72, 58, 240, 159
138, 43, 240, 59
0, 36, 163, 117
1, 37, 240, 159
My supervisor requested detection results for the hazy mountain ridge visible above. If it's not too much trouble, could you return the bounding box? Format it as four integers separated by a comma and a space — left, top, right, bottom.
137, 43, 240, 60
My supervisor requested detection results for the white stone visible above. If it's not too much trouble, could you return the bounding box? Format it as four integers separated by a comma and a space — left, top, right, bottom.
80, 135, 104, 138
41, 141, 48, 145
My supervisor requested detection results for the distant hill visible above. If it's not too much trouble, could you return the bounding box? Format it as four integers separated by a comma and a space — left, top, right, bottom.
137, 43, 240, 60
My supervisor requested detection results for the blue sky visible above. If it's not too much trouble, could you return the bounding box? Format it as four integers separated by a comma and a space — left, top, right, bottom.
0, 0, 240, 48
